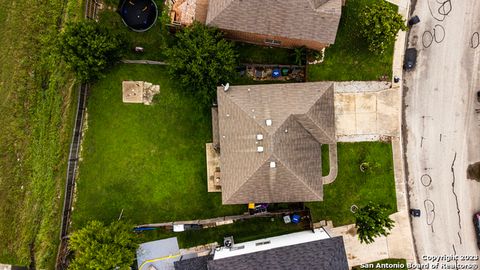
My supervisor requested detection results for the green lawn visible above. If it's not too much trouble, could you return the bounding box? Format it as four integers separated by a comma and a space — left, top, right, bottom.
321, 144, 330, 176
308, 142, 397, 226
352, 259, 408, 270
307, 0, 396, 81
99, 0, 169, 61
73, 64, 246, 228
139, 217, 305, 248
236, 42, 296, 65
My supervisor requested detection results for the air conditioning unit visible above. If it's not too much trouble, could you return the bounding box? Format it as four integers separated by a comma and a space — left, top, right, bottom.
257, 146, 264, 153
265, 119, 272, 126
224, 236, 234, 248
256, 134, 263, 141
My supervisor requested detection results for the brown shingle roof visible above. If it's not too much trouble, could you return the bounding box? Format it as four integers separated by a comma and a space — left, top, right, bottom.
217, 82, 335, 204
205, 0, 342, 45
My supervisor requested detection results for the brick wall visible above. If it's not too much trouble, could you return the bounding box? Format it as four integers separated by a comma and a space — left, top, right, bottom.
221, 29, 328, 51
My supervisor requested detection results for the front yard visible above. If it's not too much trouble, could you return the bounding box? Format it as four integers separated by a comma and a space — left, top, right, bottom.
308, 142, 397, 226
307, 0, 396, 81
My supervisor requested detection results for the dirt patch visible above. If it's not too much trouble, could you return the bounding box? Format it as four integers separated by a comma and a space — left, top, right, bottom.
467, 162, 480, 181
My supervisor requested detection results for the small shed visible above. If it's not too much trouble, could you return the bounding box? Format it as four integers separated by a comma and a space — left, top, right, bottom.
137, 238, 180, 270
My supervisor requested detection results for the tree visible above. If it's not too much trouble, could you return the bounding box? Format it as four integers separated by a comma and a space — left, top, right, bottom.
60, 21, 126, 82
69, 220, 138, 270
358, 3, 407, 54
354, 202, 395, 244
165, 22, 237, 105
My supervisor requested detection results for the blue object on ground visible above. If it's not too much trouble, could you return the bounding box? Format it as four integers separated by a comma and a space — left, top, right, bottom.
134, 227, 157, 231
272, 69, 281, 78
291, 214, 301, 224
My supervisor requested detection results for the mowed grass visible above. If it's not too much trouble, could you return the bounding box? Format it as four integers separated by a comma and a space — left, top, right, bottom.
236, 42, 296, 65
73, 64, 245, 228
0, 0, 83, 267
99, 0, 169, 61
307, 0, 396, 81
308, 142, 397, 226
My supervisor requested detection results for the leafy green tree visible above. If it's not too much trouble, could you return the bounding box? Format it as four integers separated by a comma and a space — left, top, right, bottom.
165, 22, 237, 105
60, 21, 126, 82
354, 202, 395, 244
358, 3, 407, 54
69, 220, 138, 270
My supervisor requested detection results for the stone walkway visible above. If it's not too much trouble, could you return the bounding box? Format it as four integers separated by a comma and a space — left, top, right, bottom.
323, 143, 338, 184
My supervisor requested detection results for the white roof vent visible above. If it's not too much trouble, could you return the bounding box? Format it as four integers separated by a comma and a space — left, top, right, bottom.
265, 119, 272, 126
270, 162, 276, 168
256, 134, 263, 141
257, 146, 264, 153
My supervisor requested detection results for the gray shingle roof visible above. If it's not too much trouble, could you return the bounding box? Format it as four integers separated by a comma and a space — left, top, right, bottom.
174, 255, 213, 270
217, 82, 335, 204
207, 236, 349, 270
205, 0, 342, 44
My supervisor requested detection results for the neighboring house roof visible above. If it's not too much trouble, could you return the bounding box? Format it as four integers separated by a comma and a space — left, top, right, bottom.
174, 229, 348, 270
136, 238, 180, 270
217, 82, 335, 204
208, 236, 348, 270
174, 255, 213, 270
205, 0, 342, 44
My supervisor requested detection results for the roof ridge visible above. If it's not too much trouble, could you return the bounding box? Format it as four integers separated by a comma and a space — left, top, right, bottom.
274, 155, 323, 199
205, 0, 235, 24
220, 91, 273, 203
224, 152, 272, 203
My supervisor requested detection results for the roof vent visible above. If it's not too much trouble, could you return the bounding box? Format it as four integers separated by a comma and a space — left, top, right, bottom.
257, 146, 264, 153
256, 134, 263, 141
265, 119, 272, 126
270, 162, 276, 168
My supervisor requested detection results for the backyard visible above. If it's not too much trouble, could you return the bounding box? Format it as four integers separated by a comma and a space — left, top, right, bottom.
74, 64, 243, 227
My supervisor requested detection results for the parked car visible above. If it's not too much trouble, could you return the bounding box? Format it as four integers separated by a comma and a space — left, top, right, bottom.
404, 48, 418, 70
473, 212, 480, 249
410, 209, 421, 217
476, 91, 480, 103
408, 15, 420, 26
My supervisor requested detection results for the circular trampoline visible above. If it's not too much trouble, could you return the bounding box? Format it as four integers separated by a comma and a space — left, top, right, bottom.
119, 0, 158, 32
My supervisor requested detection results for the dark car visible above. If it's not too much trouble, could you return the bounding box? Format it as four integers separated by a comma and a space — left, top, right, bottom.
474, 212, 480, 249
404, 48, 417, 70
476, 91, 480, 103
410, 209, 421, 217
408, 15, 420, 26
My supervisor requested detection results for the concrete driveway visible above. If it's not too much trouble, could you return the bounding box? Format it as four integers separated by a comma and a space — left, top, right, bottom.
403, 0, 480, 266
334, 82, 400, 141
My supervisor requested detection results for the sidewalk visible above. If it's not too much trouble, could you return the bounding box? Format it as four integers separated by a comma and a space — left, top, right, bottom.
327, 0, 417, 267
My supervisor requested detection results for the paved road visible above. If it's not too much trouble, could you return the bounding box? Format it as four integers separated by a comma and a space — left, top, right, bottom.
404, 0, 480, 267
